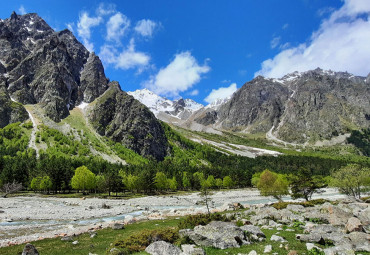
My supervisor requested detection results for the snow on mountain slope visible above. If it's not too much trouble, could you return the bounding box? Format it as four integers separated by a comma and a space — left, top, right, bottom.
128, 89, 204, 118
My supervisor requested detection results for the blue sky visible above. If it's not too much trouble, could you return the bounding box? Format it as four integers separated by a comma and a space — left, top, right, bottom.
1, 0, 369, 105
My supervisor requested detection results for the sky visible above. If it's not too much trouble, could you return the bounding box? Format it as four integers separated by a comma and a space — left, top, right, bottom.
1, 0, 369, 105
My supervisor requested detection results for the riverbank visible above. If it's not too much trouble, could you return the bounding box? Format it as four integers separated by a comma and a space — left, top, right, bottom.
0, 188, 345, 247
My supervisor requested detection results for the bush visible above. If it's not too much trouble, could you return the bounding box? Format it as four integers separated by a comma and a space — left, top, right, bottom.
272, 199, 328, 210
113, 227, 179, 253
177, 213, 235, 230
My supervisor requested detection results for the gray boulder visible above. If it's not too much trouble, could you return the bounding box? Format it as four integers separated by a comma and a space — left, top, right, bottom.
180, 244, 205, 255
145, 241, 181, 255
110, 222, 125, 230
240, 225, 266, 238
188, 221, 247, 249
348, 232, 370, 252
270, 234, 286, 242
22, 243, 39, 255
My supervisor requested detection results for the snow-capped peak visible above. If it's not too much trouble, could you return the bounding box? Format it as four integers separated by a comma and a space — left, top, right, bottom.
128, 89, 174, 116
206, 96, 231, 110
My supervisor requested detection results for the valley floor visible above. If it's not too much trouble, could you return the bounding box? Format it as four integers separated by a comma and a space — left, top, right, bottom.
0, 188, 345, 247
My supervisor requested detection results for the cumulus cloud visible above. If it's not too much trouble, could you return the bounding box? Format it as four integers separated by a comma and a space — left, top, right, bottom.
106, 12, 130, 42
189, 89, 199, 96
204, 83, 237, 104
99, 39, 150, 70
66, 22, 74, 33
18, 5, 26, 15
144, 51, 210, 97
77, 12, 102, 52
135, 19, 158, 37
256, 0, 370, 78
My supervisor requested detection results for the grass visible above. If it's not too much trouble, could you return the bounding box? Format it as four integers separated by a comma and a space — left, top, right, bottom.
0, 218, 181, 255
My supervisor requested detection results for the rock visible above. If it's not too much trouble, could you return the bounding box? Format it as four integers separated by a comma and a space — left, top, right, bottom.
287, 251, 298, 255
248, 251, 257, 255
145, 241, 181, 255
22, 243, 39, 255
110, 222, 125, 230
72, 240, 78, 245
306, 243, 322, 251
61, 236, 73, 241
187, 221, 246, 249
109, 248, 121, 253
270, 234, 286, 242
124, 215, 134, 224
287, 204, 305, 213
345, 217, 363, 233
264, 244, 272, 253
180, 244, 205, 255
240, 225, 266, 238
323, 244, 355, 255
90, 232, 97, 238
348, 232, 370, 252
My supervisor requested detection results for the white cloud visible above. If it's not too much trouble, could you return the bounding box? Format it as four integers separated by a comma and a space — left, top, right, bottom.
96, 3, 116, 16
135, 19, 158, 37
144, 51, 210, 97
189, 89, 199, 96
66, 22, 74, 33
204, 83, 237, 104
270, 36, 281, 49
106, 12, 130, 42
99, 39, 150, 70
18, 5, 26, 15
256, 0, 370, 78
77, 12, 102, 52
282, 23, 289, 30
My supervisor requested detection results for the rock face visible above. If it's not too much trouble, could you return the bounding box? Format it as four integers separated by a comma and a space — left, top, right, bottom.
88, 82, 169, 160
215, 69, 370, 143
0, 77, 28, 127
0, 12, 169, 159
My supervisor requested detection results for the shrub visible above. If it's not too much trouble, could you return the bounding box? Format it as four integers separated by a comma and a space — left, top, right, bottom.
113, 227, 179, 253
177, 213, 235, 230
272, 199, 328, 210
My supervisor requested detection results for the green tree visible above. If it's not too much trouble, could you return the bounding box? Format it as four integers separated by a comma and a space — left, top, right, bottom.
193, 171, 205, 189
30, 177, 42, 192
223, 176, 233, 189
215, 178, 223, 189
95, 174, 106, 193
257, 169, 289, 201
206, 175, 215, 188
40, 176, 52, 193
71, 166, 96, 194
154, 172, 169, 191
331, 164, 370, 199
168, 177, 178, 191
290, 168, 327, 201
182, 172, 191, 190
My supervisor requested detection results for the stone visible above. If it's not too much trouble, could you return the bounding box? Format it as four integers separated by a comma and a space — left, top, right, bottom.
345, 217, 363, 233
264, 244, 272, 253
61, 236, 73, 241
188, 221, 246, 249
270, 235, 286, 242
240, 225, 266, 238
348, 232, 370, 252
72, 241, 78, 245
22, 243, 39, 255
111, 222, 125, 230
145, 241, 182, 255
180, 244, 205, 255
323, 244, 355, 255
286, 204, 305, 213
287, 251, 298, 255
306, 243, 322, 251
124, 215, 135, 224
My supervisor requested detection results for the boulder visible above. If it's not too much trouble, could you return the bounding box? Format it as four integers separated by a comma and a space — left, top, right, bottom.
110, 222, 125, 230
323, 244, 355, 255
180, 244, 205, 255
240, 225, 266, 238
61, 236, 73, 241
286, 204, 305, 213
270, 234, 286, 242
145, 241, 181, 255
306, 243, 322, 251
188, 221, 247, 249
345, 217, 363, 233
348, 232, 370, 252
22, 243, 39, 255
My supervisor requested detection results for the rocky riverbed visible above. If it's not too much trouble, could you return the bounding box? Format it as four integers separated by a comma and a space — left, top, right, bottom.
0, 188, 345, 247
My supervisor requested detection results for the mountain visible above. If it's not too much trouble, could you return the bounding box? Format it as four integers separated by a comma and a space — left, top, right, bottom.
0, 12, 168, 160
128, 89, 203, 121
199, 68, 370, 144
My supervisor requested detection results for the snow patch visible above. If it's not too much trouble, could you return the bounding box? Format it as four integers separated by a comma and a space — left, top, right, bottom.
10, 97, 17, 102
36, 29, 44, 33
77, 102, 89, 110
25, 26, 32, 32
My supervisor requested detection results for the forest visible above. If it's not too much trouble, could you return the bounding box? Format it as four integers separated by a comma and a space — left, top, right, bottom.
0, 122, 369, 195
